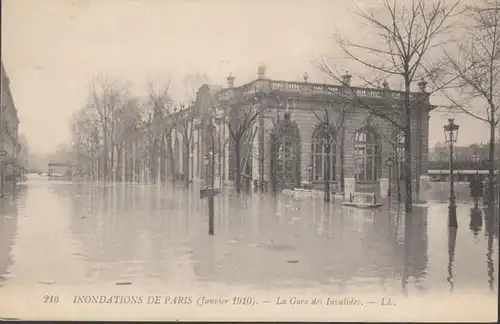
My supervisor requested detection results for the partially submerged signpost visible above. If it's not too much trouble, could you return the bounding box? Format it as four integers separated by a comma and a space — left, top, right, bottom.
200, 187, 220, 235
201, 153, 220, 235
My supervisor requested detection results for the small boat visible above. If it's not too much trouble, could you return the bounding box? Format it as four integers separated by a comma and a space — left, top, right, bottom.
341, 201, 383, 209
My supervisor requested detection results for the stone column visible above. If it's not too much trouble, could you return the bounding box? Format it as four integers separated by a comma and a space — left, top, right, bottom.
121, 146, 125, 182
224, 117, 229, 184
178, 132, 184, 175
262, 117, 274, 184
344, 177, 356, 198
379, 178, 389, 198
343, 125, 356, 198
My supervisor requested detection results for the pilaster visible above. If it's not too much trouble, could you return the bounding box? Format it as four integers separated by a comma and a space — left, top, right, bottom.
379, 178, 389, 198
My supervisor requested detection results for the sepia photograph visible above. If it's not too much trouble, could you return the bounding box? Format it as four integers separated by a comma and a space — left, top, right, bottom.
0, 0, 498, 321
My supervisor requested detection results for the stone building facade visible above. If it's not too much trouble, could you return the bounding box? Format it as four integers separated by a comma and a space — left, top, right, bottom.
0, 60, 20, 196
172, 65, 433, 199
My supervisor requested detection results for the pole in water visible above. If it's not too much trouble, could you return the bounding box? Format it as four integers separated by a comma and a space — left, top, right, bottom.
208, 196, 214, 235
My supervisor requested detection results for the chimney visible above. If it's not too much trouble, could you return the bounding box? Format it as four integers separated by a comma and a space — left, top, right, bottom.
257, 63, 266, 79
342, 71, 352, 86
227, 73, 235, 88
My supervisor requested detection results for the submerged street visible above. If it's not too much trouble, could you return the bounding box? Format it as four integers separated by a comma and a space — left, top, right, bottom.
0, 175, 498, 320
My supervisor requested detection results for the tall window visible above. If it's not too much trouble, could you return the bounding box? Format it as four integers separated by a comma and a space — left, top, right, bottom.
277, 141, 295, 182
273, 121, 301, 185
396, 131, 405, 180
355, 128, 379, 181
312, 124, 336, 181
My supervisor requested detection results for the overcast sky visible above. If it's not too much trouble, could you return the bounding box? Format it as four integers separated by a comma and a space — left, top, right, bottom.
2, 0, 489, 155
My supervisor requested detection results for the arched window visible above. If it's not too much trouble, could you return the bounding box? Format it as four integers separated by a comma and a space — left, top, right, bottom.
396, 131, 405, 180
311, 123, 336, 181
271, 116, 301, 186
354, 128, 379, 182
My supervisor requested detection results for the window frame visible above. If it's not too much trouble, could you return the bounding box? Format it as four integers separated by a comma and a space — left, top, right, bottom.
311, 124, 336, 182
354, 128, 379, 182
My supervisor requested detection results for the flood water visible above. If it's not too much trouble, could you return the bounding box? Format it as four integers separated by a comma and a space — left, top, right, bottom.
0, 176, 498, 321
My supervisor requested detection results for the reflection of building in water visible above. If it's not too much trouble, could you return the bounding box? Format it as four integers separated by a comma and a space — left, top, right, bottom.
397, 206, 429, 289
0, 201, 18, 286
189, 201, 428, 292
483, 206, 498, 291
469, 208, 483, 238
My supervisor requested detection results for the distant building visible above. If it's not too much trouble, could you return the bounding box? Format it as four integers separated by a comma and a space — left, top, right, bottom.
0, 59, 20, 195
429, 142, 495, 162
171, 65, 434, 199
428, 142, 500, 182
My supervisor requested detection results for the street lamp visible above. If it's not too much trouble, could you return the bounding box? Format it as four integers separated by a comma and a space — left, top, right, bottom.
307, 165, 313, 185
386, 157, 394, 198
444, 118, 459, 228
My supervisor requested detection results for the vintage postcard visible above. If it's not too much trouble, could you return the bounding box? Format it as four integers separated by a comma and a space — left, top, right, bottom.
0, 0, 498, 322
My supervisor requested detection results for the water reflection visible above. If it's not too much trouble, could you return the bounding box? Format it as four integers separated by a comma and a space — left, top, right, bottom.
399, 206, 429, 296
0, 197, 18, 287
483, 206, 497, 292
447, 227, 457, 292
190, 196, 430, 295
469, 208, 483, 238
1, 180, 498, 297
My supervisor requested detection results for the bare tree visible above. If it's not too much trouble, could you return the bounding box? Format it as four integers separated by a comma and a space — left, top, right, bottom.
110, 97, 140, 182
164, 73, 211, 187
71, 108, 99, 179
441, 0, 500, 205
225, 93, 261, 193
319, 0, 459, 213
146, 83, 175, 183
87, 76, 131, 181
164, 103, 197, 187
312, 100, 347, 202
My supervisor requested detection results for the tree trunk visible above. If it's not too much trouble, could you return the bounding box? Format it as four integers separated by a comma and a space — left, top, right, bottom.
160, 136, 166, 183
404, 126, 413, 213
487, 122, 495, 206
340, 122, 345, 196
271, 135, 277, 194
183, 145, 190, 188
415, 107, 421, 201
110, 141, 115, 182
165, 133, 175, 183
396, 159, 401, 201
404, 79, 413, 214
235, 139, 241, 193
116, 145, 122, 182
324, 141, 331, 203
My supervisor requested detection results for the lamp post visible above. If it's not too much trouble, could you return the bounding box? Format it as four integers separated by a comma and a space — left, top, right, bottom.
386, 157, 394, 199
444, 118, 459, 228
307, 165, 313, 185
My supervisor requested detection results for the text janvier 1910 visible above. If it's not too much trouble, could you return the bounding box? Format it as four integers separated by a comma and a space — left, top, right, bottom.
64, 295, 396, 307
